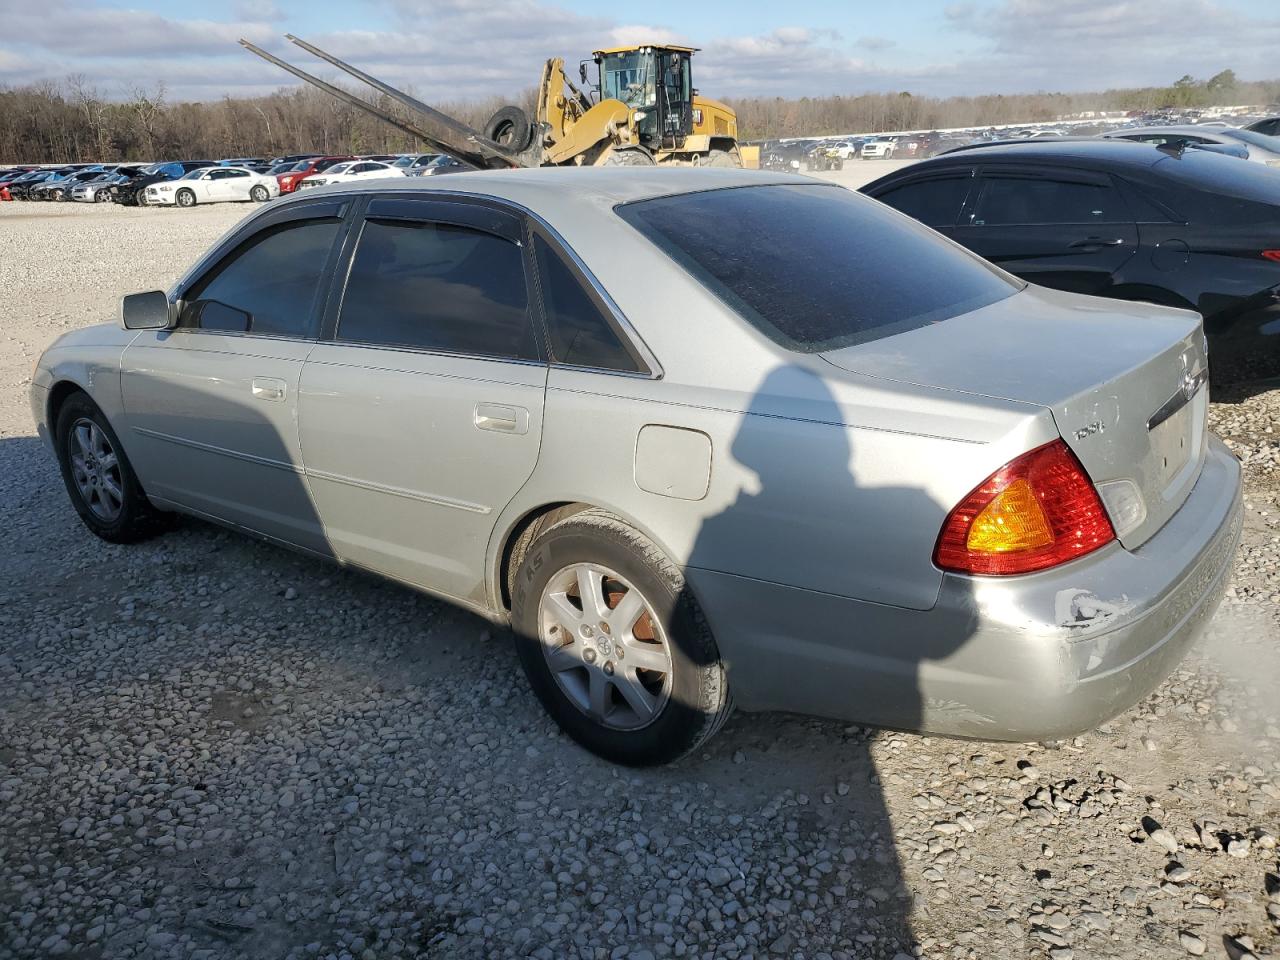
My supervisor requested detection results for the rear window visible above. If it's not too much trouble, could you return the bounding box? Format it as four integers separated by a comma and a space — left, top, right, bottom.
617, 183, 1017, 352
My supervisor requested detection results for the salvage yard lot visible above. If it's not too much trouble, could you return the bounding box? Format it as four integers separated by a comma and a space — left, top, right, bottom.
1, 197, 1278, 960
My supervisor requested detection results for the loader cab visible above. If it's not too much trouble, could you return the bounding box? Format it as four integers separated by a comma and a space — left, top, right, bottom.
594, 44, 696, 148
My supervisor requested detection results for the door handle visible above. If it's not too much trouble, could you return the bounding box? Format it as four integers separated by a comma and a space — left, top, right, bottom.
1068, 237, 1126, 248
251, 378, 287, 402
474, 403, 529, 435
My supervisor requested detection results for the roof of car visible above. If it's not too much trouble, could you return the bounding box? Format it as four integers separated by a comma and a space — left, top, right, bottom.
1109, 125, 1237, 137
915, 138, 1173, 169
275, 167, 815, 210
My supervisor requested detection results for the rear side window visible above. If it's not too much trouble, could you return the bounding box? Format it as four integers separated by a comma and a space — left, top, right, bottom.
533, 236, 640, 372
184, 218, 341, 337
973, 176, 1128, 225
875, 176, 971, 227
337, 219, 535, 360
617, 183, 1017, 352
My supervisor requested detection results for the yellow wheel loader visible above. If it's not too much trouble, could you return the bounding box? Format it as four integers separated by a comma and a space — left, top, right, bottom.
240, 36, 742, 171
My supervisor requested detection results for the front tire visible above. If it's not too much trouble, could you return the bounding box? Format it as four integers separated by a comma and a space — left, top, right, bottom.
250, 185, 269, 202
510, 508, 732, 765
704, 148, 740, 168
54, 392, 169, 544
175, 189, 195, 208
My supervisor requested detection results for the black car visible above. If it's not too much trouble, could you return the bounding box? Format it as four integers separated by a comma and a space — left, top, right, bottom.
115, 161, 218, 206
10, 168, 76, 200
862, 139, 1280, 381
1246, 116, 1280, 137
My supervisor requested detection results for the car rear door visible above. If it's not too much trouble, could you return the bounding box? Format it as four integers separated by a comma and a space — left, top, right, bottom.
953, 165, 1139, 296
297, 195, 547, 603
865, 167, 975, 236
119, 198, 352, 553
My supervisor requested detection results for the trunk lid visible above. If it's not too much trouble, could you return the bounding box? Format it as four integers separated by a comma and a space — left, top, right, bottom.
821, 285, 1209, 549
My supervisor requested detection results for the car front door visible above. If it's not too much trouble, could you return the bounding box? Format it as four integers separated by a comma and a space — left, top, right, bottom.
951, 166, 1139, 296
297, 196, 547, 602
119, 199, 352, 553
219, 169, 253, 199
202, 169, 235, 200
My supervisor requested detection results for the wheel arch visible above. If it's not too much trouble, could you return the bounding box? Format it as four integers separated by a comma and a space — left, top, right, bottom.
490, 498, 692, 615
46, 378, 91, 433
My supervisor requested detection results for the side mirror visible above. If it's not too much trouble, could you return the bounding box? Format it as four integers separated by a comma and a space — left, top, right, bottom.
121, 290, 174, 330
579, 62, 588, 85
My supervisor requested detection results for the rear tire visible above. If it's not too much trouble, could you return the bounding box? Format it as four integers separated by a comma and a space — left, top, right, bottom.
54, 392, 170, 544
175, 189, 195, 208
510, 508, 732, 766
483, 105, 534, 152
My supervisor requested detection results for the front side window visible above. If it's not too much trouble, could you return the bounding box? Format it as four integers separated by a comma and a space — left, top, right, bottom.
337, 219, 535, 360
972, 176, 1128, 225
533, 235, 640, 372
618, 183, 1018, 352
184, 218, 341, 338
876, 176, 972, 227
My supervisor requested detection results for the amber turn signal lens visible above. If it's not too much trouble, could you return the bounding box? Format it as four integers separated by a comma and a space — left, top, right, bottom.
935, 440, 1116, 576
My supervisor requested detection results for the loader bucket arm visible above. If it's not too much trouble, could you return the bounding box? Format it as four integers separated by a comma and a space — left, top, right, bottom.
238, 40, 484, 168
282, 35, 527, 169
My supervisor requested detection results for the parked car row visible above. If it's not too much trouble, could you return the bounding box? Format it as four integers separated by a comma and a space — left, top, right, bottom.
0, 151, 470, 207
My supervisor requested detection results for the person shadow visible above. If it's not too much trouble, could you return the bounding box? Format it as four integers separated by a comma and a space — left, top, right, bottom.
683, 361, 980, 955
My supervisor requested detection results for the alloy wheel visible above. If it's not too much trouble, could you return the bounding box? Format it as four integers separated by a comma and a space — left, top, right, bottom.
69, 418, 123, 522
537, 563, 673, 730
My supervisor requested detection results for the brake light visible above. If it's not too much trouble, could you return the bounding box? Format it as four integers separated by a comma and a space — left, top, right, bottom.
1263, 250, 1280, 263
934, 440, 1116, 575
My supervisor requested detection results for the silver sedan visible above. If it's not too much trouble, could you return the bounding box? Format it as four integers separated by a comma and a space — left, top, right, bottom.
31, 169, 1242, 765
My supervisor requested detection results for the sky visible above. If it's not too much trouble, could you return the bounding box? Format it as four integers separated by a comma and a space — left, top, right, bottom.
0, 0, 1277, 103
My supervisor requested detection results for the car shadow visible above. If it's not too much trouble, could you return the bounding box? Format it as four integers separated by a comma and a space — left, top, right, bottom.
670, 363, 979, 953
8, 358, 980, 957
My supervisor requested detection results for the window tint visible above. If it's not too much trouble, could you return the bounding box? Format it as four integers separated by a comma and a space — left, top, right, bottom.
185, 218, 340, 338
617, 183, 1017, 352
973, 176, 1128, 225
338, 219, 535, 360
876, 176, 970, 227
533, 235, 640, 371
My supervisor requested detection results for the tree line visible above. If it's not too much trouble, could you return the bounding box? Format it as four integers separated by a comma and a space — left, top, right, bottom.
1, 70, 1276, 163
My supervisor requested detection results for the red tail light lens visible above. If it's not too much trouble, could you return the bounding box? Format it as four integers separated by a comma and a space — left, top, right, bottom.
934, 440, 1116, 575
1263, 250, 1280, 263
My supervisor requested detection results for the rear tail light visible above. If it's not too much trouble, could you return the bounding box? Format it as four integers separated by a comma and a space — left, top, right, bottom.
1263, 250, 1280, 263
934, 440, 1116, 575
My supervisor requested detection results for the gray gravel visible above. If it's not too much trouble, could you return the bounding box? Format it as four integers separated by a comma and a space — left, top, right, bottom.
2, 201, 1278, 959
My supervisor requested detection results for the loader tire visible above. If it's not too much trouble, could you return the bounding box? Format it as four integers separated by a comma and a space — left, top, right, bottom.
484, 106, 533, 152
602, 147, 656, 166
704, 148, 739, 168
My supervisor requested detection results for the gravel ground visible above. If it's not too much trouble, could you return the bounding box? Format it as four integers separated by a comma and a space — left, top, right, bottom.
1, 200, 1278, 960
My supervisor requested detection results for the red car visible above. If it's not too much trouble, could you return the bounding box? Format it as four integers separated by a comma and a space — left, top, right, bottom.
276, 156, 355, 194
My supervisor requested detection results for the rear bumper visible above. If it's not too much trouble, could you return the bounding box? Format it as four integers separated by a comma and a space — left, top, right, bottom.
687, 436, 1243, 740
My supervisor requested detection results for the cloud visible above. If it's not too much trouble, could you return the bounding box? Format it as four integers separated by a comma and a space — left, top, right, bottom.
944, 0, 1280, 91
855, 36, 896, 52
0, 0, 1276, 103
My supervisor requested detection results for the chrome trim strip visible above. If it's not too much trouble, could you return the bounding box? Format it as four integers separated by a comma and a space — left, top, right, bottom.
1148, 369, 1208, 432
133, 427, 302, 473
304, 467, 491, 514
